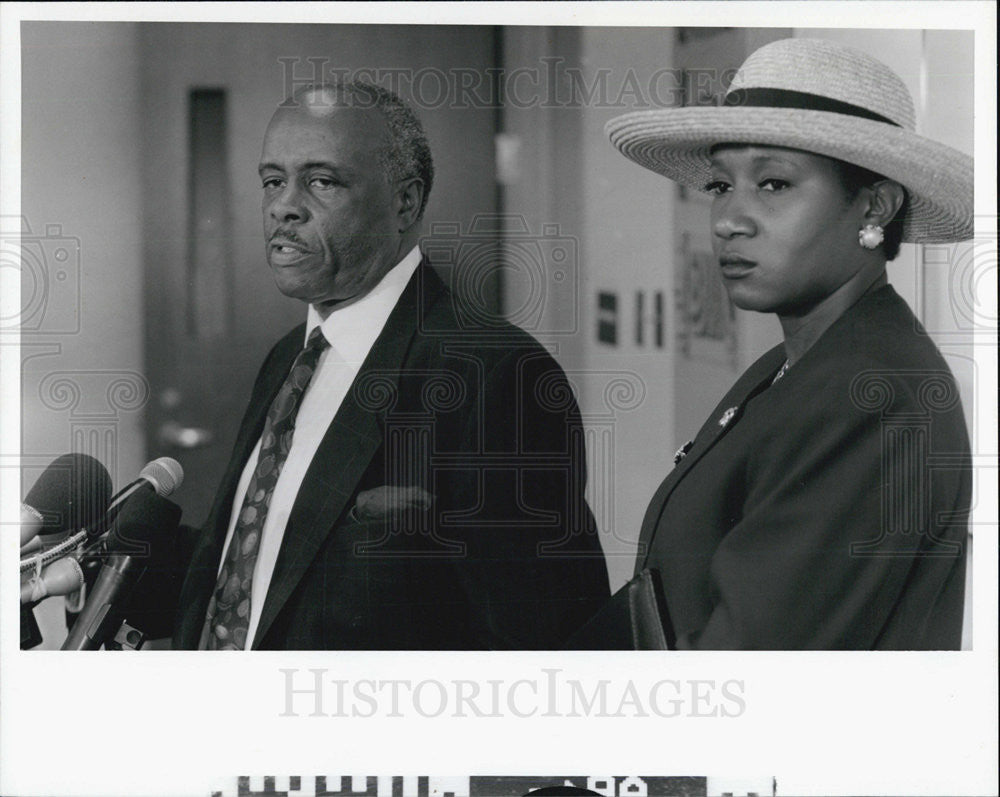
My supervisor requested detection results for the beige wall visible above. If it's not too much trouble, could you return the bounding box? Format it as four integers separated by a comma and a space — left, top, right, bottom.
575, 28, 680, 588
21, 22, 146, 646
21, 22, 147, 481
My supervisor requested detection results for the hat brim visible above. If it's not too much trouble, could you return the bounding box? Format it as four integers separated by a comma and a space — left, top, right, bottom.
606, 107, 974, 243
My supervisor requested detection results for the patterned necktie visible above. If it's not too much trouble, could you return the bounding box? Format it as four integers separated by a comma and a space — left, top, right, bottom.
203, 327, 329, 650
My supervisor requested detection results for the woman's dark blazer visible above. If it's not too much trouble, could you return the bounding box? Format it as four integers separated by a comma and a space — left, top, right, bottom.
638, 285, 970, 649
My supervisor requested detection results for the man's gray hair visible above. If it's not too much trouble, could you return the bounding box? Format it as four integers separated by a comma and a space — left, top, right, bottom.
287, 81, 434, 219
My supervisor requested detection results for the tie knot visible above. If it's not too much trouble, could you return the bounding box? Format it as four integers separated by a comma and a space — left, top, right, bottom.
290, 328, 329, 380
306, 327, 329, 353
299, 327, 330, 362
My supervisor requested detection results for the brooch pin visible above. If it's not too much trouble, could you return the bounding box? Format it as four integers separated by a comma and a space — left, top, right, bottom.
673, 440, 694, 464
717, 406, 739, 428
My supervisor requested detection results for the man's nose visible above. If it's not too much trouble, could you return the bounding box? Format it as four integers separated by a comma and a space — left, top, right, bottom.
712, 193, 757, 240
268, 182, 309, 223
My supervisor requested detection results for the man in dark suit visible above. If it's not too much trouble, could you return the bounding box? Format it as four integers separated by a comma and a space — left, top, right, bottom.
171, 82, 609, 649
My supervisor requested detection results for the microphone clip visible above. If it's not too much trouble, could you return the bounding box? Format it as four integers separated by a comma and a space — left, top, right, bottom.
108, 621, 149, 651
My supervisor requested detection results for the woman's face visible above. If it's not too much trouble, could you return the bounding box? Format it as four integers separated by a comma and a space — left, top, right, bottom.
708, 145, 870, 317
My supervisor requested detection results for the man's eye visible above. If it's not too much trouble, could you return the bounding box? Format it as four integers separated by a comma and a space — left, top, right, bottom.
261, 177, 283, 190
759, 178, 790, 192
309, 176, 338, 189
704, 180, 730, 195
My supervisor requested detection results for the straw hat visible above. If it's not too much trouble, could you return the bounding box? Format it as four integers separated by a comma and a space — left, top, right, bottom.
606, 38, 973, 243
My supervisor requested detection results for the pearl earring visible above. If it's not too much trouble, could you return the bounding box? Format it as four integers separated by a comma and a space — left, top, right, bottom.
858, 224, 884, 249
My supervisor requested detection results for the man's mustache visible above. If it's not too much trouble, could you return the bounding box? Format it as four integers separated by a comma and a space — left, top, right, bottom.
269, 229, 309, 247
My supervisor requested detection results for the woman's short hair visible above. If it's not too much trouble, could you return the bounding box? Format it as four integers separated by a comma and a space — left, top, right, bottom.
833, 160, 909, 261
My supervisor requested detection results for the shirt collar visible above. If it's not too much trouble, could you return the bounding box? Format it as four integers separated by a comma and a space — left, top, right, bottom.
304, 245, 422, 363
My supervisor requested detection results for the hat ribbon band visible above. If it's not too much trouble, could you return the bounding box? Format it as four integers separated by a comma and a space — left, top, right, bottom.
723, 88, 901, 127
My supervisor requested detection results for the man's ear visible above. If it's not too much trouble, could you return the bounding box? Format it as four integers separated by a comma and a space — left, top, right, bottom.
396, 177, 425, 232
864, 179, 906, 228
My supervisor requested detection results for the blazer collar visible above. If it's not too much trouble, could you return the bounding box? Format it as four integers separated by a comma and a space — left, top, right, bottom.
634, 283, 904, 571
635, 343, 786, 571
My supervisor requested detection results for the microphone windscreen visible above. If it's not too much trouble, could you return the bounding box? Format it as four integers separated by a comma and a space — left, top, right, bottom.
139, 457, 184, 497
118, 522, 199, 641
106, 490, 183, 557
23, 453, 112, 537
20, 502, 44, 544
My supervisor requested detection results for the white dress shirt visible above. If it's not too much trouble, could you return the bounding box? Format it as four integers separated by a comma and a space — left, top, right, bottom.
213, 245, 422, 649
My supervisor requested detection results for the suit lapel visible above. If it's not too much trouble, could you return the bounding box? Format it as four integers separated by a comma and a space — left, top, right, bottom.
174, 328, 304, 648
635, 345, 786, 571
251, 262, 446, 648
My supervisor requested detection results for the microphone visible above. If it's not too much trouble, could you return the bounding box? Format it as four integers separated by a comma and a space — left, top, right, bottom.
20, 453, 110, 650
21, 557, 85, 604
20, 453, 112, 547
70, 457, 185, 611
62, 490, 182, 650
89, 457, 183, 541
20, 505, 44, 546
20, 457, 182, 576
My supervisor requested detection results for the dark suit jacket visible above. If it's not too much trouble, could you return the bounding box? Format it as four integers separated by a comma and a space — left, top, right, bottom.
638, 285, 969, 649
173, 263, 609, 649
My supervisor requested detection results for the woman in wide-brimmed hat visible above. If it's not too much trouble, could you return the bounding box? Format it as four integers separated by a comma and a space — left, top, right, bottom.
606, 38, 973, 649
